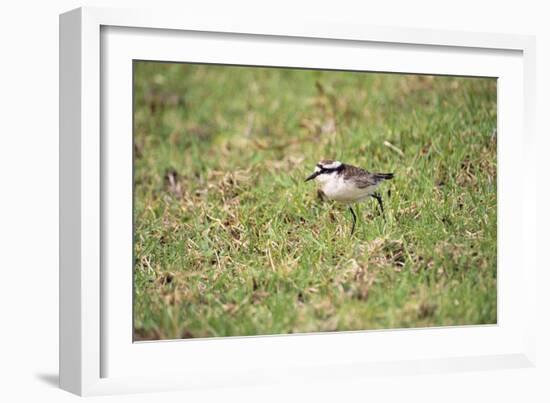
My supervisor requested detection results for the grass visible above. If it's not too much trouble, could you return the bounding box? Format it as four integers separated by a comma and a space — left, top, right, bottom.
133, 61, 497, 340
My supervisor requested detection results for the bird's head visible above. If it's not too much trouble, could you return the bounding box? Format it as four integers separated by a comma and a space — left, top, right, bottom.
305, 160, 343, 184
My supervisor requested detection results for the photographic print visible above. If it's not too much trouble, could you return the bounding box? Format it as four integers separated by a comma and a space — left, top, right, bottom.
133, 61, 497, 341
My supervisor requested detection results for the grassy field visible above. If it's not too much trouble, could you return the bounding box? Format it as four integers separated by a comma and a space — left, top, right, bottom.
133, 61, 497, 340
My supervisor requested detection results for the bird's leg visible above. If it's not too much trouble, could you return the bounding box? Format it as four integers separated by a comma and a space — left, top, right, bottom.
371, 193, 385, 218
348, 206, 357, 235
317, 189, 326, 202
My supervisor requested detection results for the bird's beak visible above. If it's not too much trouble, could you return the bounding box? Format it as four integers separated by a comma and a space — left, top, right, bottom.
305, 171, 320, 182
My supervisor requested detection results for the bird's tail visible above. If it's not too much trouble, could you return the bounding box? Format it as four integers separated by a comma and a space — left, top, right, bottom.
374, 173, 394, 181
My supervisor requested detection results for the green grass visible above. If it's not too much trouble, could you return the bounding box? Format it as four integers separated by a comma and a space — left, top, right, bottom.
133, 61, 497, 340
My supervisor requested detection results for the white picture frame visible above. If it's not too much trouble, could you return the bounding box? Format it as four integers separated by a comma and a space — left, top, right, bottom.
59, 6, 537, 396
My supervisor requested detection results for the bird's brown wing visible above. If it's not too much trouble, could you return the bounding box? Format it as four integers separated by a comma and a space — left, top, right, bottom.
343, 164, 394, 189
342, 165, 378, 189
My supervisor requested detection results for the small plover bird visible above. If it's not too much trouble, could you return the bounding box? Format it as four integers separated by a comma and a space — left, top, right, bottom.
305, 160, 394, 234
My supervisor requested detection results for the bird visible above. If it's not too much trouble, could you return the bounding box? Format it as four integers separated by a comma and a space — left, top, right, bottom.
305, 160, 394, 234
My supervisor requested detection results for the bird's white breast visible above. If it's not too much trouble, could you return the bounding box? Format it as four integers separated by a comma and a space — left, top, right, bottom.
316, 173, 377, 203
